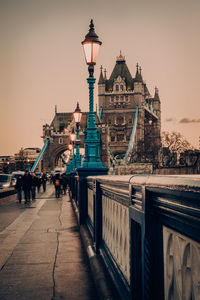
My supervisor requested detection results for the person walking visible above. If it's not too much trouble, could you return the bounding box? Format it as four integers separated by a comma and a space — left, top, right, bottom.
41, 173, 47, 192
22, 171, 32, 204
54, 173, 61, 198
61, 174, 68, 195
36, 175, 41, 193
15, 175, 23, 203
31, 173, 37, 201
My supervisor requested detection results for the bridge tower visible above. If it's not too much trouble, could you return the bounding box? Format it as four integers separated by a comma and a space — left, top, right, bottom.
98, 53, 161, 167
42, 107, 86, 172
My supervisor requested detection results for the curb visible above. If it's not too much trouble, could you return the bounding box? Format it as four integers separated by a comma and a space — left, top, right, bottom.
71, 198, 119, 300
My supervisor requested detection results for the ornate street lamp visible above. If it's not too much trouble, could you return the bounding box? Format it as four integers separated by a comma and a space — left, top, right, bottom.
81, 19, 103, 168
70, 128, 76, 172
27, 159, 30, 172
66, 144, 73, 174
73, 102, 82, 168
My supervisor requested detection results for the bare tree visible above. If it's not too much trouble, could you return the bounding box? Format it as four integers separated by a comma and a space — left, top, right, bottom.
162, 131, 194, 154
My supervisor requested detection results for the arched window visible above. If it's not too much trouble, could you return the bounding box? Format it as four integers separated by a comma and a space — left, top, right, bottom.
117, 134, 124, 141
116, 85, 119, 91
117, 116, 124, 125
59, 138, 63, 144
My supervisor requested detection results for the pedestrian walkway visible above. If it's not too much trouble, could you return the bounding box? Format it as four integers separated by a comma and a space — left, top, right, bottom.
0, 185, 98, 300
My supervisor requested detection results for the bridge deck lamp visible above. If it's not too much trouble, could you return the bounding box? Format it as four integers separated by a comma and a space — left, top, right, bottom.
81, 19, 104, 168
27, 159, 30, 172
73, 102, 82, 168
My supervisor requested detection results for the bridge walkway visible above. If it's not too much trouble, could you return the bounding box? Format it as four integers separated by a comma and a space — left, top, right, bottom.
0, 185, 98, 300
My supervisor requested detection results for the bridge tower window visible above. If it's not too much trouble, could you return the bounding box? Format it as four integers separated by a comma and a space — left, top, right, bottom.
117, 116, 124, 125
59, 138, 63, 144
120, 85, 124, 91
116, 85, 119, 91
117, 134, 124, 141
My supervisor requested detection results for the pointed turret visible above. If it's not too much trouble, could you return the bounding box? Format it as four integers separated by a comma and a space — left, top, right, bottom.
104, 68, 107, 80
98, 65, 104, 84
154, 86, 160, 102
106, 52, 134, 91
135, 63, 143, 82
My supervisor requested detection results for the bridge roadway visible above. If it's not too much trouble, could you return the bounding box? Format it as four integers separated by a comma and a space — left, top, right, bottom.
0, 185, 98, 300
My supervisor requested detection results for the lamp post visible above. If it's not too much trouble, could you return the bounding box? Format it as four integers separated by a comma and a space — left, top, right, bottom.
6, 161, 10, 174
81, 19, 103, 168
66, 144, 73, 174
73, 102, 82, 168
27, 159, 30, 172
70, 128, 76, 172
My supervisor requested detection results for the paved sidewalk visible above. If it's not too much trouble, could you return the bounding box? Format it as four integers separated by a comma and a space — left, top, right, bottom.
0, 185, 98, 300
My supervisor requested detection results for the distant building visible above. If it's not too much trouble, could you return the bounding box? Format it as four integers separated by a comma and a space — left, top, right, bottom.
14, 147, 41, 171
0, 156, 13, 173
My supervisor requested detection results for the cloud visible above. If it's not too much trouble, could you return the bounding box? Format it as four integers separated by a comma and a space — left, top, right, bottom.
179, 118, 200, 123
165, 118, 175, 122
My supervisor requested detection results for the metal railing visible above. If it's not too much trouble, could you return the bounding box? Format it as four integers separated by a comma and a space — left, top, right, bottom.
69, 174, 200, 300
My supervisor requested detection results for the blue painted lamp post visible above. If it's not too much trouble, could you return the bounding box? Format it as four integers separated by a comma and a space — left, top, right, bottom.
66, 144, 73, 174
27, 159, 30, 172
76, 20, 108, 226
70, 128, 76, 172
81, 19, 104, 168
73, 102, 82, 168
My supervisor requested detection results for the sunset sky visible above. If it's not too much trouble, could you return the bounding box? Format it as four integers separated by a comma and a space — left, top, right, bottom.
0, 0, 200, 155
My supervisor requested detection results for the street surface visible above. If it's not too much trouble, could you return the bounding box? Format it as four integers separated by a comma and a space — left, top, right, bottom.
0, 184, 98, 300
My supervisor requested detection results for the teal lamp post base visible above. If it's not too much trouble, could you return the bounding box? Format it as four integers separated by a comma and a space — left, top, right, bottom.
82, 76, 105, 169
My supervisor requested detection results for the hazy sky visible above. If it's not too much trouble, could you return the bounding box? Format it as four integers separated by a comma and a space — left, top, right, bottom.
0, 0, 200, 155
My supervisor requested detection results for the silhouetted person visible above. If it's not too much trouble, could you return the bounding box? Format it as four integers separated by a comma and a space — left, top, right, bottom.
42, 173, 47, 192
61, 174, 68, 195
31, 173, 37, 201
54, 173, 61, 198
22, 171, 32, 204
36, 175, 41, 193
15, 175, 23, 203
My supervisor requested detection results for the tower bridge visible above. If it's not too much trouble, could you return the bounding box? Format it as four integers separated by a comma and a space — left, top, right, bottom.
41, 53, 162, 172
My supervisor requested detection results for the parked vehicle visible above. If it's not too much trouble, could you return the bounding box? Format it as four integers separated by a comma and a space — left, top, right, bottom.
11, 171, 25, 180
0, 174, 15, 189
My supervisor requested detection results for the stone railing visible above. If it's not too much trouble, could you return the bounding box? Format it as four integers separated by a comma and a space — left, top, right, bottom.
70, 174, 200, 300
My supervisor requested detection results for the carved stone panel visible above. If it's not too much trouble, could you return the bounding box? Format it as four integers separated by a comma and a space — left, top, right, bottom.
102, 195, 130, 283
88, 188, 94, 225
163, 226, 200, 300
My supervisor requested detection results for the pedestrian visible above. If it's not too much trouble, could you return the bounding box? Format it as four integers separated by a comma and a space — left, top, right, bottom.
54, 173, 61, 198
15, 175, 23, 203
22, 171, 32, 204
31, 173, 37, 201
36, 175, 41, 193
41, 173, 47, 192
61, 174, 68, 195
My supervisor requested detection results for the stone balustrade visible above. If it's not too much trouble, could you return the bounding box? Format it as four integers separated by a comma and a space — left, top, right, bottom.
69, 174, 200, 300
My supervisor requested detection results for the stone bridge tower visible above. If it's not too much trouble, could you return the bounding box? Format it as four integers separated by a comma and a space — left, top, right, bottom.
42, 108, 87, 172
42, 107, 105, 172
98, 53, 161, 167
